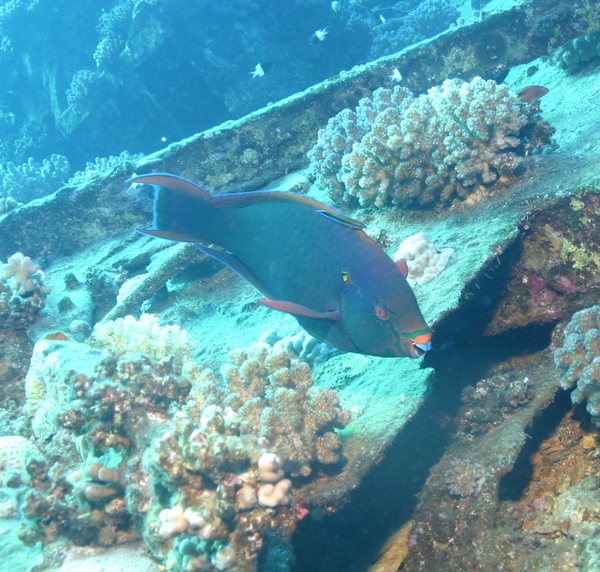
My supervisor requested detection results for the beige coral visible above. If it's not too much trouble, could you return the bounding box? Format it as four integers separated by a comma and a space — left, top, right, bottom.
257, 479, 293, 507
393, 232, 454, 286
24, 339, 102, 439
90, 314, 197, 374
310, 77, 547, 208
2, 252, 51, 296
222, 343, 350, 476
0, 436, 44, 485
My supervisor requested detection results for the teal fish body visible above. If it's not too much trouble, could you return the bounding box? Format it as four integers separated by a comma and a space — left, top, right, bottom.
129, 174, 431, 358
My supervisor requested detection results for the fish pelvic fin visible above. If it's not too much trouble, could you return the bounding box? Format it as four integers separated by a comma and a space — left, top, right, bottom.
259, 298, 339, 320
195, 245, 273, 298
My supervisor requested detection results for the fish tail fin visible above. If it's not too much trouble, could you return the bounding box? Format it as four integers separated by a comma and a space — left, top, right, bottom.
129, 174, 213, 242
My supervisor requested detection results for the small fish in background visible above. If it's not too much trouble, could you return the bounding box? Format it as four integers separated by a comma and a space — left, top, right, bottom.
250, 62, 273, 79
311, 27, 329, 43
251, 64, 265, 78
331, 1, 341, 12
517, 85, 549, 102
389, 68, 402, 82
380, 14, 386, 24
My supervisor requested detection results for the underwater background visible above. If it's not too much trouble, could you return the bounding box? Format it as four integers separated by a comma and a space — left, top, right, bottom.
2, 0, 600, 570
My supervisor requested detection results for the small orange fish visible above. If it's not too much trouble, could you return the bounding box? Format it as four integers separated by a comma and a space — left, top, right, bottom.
44, 332, 69, 340
517, 85, 549, 102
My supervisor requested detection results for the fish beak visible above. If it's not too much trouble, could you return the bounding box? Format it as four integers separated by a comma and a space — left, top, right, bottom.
411, 340, 431, 358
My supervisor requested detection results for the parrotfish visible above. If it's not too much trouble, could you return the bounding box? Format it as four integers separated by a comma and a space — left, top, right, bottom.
128, 174, 431, 358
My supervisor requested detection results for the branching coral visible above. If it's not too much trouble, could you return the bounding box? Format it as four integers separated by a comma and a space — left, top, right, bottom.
309, 77, 552, 208
308, 85, 413, 204
144, 343, 348, 570
66, 150, 144, 187
74, 315, 197, 432
18, 328, 197, 546
93, 0, 134, 70
370, 0, 459, 59
555, 306, 600, 425
220, 343, 350, 476
66, 70, 107, 114
0, 0, 40, 44
0, 252, 51, 330
147, 400, 296, 571
19, 315, 349, 570
0, 154, 71, 203
3, 252, 51, 296
24, 339, 192, 439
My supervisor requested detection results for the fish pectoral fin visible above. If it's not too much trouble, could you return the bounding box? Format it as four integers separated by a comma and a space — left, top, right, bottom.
195, 245, 273, 298
396, 258, 409, 278
259, 298, 339, 321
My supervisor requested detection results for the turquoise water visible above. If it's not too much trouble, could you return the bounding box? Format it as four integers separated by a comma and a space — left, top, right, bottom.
1, 1, 600, 571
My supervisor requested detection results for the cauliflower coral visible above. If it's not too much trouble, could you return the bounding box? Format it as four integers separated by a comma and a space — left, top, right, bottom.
555, 306, 600, 425
90, 313, 196, 372
308, 77, 552, 208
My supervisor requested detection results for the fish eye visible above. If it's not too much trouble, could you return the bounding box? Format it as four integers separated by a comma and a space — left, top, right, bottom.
375, 304, 389, 320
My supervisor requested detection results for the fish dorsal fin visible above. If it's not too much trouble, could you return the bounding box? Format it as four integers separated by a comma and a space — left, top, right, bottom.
210, 190, 366, 229
127, 173, 212, 199
194, 244, 273, 298
210, 190, 307, 210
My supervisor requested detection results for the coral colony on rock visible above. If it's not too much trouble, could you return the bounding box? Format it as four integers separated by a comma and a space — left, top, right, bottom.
4, 0, 600, 571
19, 314, 349, 570
308, 77, 553, 208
